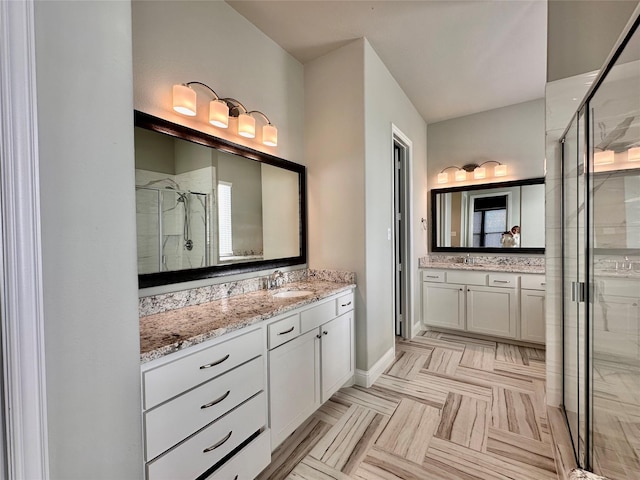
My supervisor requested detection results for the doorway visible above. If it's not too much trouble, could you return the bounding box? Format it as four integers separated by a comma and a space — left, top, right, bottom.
393, 131, 412, 338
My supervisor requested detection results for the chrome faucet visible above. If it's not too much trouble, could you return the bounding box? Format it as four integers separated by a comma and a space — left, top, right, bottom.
268, 270, 284, 289
463, 254, 473, 265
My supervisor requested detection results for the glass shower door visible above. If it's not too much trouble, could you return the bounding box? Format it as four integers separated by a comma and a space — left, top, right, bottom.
562, 111, 588, 466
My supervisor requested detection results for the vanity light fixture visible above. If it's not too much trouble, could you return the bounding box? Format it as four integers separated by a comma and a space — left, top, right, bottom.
438, 161, 508, 184
594, 149, 615, 165
628, 146, 640, 162
172, 82, 278, 147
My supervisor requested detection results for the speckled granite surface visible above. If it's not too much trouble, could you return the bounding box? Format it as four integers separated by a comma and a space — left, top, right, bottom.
419, 255, 545, 274
139, 268, 355, 317
140, 279, 355, 363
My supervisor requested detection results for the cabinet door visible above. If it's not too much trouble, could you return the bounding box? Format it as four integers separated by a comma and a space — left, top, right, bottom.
521, 289, 546, 343
268, 329, 320, 449
320, 312, 354, 402
422, 282, 465, 330
467, 286, 517, 338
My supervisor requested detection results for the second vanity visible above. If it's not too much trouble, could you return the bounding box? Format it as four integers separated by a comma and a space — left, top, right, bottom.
421, 260, 546, 344
138, 276, 355, 480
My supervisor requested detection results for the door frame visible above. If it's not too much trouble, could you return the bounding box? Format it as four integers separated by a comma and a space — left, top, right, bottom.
391, 125, 415, 340
0, 1, 50, 478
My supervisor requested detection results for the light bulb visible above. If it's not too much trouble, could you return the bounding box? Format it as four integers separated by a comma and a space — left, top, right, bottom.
262, 124, 278, 147
209, 100, 229, 128
437, 172, 449, 184
494, 164, 508, 177
172, 84, 196, 116
237, 113, 256, 138
454, 170, 466, 182
473, 167, 486, 179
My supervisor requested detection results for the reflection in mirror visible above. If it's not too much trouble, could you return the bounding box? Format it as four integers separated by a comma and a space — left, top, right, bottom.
432, 178, 545, 252
134, 111, 306, 287
593, 170, 640, 249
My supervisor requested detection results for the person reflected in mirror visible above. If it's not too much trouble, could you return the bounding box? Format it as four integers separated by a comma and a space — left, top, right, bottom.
500, 231, 515, 247
510, 225, 520, 247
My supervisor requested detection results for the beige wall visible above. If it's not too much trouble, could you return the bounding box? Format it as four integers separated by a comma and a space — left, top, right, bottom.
547, 0, 639, 82
132, 0, 304, 164
34, 1, 143, 477
305, 38, 428, 371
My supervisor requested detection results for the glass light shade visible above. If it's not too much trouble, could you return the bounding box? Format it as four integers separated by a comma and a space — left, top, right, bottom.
237, 113, 256, 138
494, 164, 508, 177
473, 167, 486, 179
262, 124, 278, 147
172, 84, 197, 116
437, 172, 449, 184
594, 150, 614, 165
628, 146, 640, 162
209, 100, 229, 128
454, 169, 466, 181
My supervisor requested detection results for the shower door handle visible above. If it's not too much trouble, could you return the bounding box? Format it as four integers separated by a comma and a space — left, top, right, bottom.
571, 281, 585, 303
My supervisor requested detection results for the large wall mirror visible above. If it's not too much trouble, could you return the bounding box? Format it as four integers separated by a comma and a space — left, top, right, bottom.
134, 111, 306, 288
431, 178, 545, 253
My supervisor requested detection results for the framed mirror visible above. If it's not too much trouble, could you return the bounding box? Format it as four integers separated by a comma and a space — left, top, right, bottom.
431, 178, 545, 253
134, 111, 306, 288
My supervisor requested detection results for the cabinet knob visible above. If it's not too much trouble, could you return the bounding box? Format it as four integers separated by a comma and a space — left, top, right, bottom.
459, 288, 463, 291
323, 331, 328, 335
316, 334, 322, 339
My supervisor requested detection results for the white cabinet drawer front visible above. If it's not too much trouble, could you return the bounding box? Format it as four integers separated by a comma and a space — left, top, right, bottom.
520, 274, 546, 290
422, 270, 445, 283
300, 299, 335, 333
144, 356, 264, 461
146, 392, 266, 480
268, 314, 300, 350
336, 292, 354, 316
143, 328, 262, 410
205, 429, 271, 480
447, 270, 487, 286
488, 274, 518, 288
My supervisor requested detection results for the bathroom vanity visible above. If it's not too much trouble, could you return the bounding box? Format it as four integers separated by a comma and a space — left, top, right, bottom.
421, 262, 545, 343
138, 277, 355, 480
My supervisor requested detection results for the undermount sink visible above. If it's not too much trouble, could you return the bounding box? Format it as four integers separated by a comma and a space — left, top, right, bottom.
272, 290, 314, 298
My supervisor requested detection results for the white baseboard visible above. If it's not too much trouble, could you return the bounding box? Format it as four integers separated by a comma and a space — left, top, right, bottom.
354, 346, 395, 388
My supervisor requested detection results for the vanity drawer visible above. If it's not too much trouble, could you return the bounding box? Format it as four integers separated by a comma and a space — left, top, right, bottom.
146, 392, 266, 480
144, 356, 264, 461
488, 273, 518, 288
205, 429, 271, 480
300, 299, 335, 333
447, 270, 487, 286
268, 314, 300, 350
422, 270, 446, 283
143, 328, 262, 410
336, 292, 354, 316
521, 274, 546, 291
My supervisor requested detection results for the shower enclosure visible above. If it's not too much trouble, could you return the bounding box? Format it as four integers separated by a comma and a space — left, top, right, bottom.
560, 12, 640, 478
136, 187, 209, 274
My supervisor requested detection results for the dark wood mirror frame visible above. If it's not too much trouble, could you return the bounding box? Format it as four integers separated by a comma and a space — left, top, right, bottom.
135, 110, 307, 288
431, 177, 545, 254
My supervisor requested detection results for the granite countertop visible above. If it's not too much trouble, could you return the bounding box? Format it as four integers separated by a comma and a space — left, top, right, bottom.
139, 280, 355, 364
421, 262, 546, 274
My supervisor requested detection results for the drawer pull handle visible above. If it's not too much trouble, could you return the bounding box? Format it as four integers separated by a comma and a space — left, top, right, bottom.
199, 354, 230, 370
541, 282, 546, 286
203, 431, 232, 453
278, 326, 295, 335
341, 301, 352, 307
426, 275, 440, 278
493, 280, 510, 284
234, 477, 238, 480
201, 390, 230, 409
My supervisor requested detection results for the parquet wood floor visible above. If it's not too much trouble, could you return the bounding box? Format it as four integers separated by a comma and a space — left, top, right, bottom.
258, 331, 558, 480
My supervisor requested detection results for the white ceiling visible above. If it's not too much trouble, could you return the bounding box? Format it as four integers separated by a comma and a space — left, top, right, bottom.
227, 0, 547, 124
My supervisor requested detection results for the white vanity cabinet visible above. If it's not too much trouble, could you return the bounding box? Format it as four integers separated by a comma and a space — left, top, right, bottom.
140, 326, 270, 480
467, 274, 518, 339
421, 276, 466, 330
422, 269, 545, 344
520, 274, 546, 343
267, 290, 355, 449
